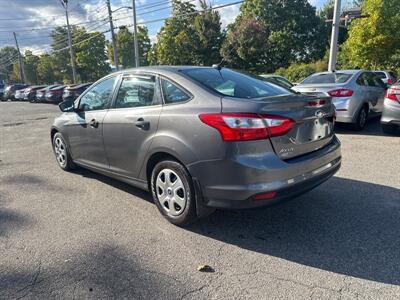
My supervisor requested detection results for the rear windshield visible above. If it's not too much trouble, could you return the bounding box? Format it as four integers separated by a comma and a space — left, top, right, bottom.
374, 72, 387, 79
182, 68, 293, 99
302, 73, 353, 84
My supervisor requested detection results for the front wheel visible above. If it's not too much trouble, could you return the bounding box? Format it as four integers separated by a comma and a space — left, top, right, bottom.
52, 132, 75, 171
151, 160, 197, 226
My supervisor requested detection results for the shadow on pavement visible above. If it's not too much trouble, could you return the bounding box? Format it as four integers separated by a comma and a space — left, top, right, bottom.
0, 192, 32, 237
0, 245, 186, 299
335, 117, 400, 136
189, 177, 400, 285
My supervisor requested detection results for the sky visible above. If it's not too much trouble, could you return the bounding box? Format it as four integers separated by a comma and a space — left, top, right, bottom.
0, 0, 350, 56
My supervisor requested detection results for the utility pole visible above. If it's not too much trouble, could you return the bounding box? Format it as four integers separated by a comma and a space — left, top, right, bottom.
328, 0, 341, 72
106, 0, 119, 71
13, 32, 26, 83
60, 0, 77, 83
132, 0, 140, 68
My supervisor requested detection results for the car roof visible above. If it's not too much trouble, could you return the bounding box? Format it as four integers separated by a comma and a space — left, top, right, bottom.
111, 65, 218, 77
311, 70, 363, 75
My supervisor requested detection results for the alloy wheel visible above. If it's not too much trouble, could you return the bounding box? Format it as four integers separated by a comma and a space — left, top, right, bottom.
54, 137, 67, 167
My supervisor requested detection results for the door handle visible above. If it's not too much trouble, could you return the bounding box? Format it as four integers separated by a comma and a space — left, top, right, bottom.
89, 119, 99, 128
135, 118, 150, 129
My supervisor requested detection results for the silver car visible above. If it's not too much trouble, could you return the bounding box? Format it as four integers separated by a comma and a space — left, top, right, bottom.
381, 85, 400, 134
51, 66, 341, 226
373, 70, 397, 86
293, 70, 386, 130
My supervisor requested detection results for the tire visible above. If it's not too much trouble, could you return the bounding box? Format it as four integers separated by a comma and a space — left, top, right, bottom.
52, 132, 75, 171
381, 123, 397, 134
352, 106, 368, 131
151, 160, 197, 226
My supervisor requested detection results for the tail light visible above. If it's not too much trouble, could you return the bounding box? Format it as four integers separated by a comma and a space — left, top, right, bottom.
385, 87, 400, 102
199, 113, 294, 141
388, 79, 393, 85
328, 88, 353, 97
308, 99, 326, 107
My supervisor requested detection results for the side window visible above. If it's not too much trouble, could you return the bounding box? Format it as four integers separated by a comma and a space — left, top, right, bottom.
79, 77, 117, 111
161, 79, 190, 104
115, 75, 157, 108
356, 73, 368, 86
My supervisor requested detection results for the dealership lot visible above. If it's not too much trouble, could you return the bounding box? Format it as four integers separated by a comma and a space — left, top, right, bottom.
0, 102, 399, 299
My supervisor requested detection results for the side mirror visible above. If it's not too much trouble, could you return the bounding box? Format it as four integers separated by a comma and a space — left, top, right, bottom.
58, 100, 75, 112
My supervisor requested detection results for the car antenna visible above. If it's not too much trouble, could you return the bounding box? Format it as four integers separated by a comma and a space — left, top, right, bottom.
212, 58, 225, 71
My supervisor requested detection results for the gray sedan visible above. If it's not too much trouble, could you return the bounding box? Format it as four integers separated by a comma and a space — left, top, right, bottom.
51, 66, 341, 226
381, 85, 400, 134
293, 70, 386, 130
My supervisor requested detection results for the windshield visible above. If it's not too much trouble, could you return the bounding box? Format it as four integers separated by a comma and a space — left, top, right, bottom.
302, 73, 353, 84
182, 68, 293, 99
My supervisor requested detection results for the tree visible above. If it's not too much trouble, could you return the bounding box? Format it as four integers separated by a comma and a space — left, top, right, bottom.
222, 0, 326, 73
23, 50, 40, 84
192, 0, 224, 66
108, 26, 151, 68
0, 46, 19, 82
151, 0, 198, 65
37, 54, 56, 84
220, 17, 269, 73
74, 28, 110, 82
50, 26, 72, 83
340, 0, 400, 70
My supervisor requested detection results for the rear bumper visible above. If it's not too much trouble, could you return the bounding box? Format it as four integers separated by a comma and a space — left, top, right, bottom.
189, 136, 341, 209
381, 99, 400, 125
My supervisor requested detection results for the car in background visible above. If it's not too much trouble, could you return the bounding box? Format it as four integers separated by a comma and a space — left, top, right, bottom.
22, 85, 46, 102
0, 83, 5, 100
51, 66, 341, 226
2, 84, 28, 101
260, 74, 294, 90
380, 85, 400, 134
293, 70, 386, 130
62, 83, 92, 103
373, 71, 397, 86
15, 88, 29, 101
35, 85, 61, 103
45, 85, 66, 104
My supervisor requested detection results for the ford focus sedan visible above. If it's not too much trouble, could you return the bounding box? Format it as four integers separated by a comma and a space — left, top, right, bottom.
51, 66, 341, 226
293, 70, 386, 130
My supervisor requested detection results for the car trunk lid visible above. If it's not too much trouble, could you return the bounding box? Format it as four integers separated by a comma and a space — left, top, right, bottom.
221, 94, 335, 160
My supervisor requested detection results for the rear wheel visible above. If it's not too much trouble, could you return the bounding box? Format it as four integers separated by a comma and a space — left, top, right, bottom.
381, 123, 397, 134
352, 106, 368, 131
52, 132, 75, 171
151, 160, 197, 226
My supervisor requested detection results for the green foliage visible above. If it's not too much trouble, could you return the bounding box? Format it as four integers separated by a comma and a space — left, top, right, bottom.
340, 0, 400, 70
222, 0, 327, 72
37, 54, 56, 84
220, 17, 268, 73
275, 58, 328, 83
0, 46, 19, 82
108, 26, 151, 68
74, 28, 110, 82
23, 50, 40, 84
318, 0, 348, 45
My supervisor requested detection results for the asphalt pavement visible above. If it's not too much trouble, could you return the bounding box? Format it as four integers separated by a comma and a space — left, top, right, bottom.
0, 101, 399, 299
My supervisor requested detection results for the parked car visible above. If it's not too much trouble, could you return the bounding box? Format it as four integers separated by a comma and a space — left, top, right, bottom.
293, 70, 386, 130
260, 74, 294, 89
15, 88, 28, 101
35, 85, 61, 103
45, 85, 66, 104
62, 83, 92, 103
0, 83, 5, 100
22, 85, 46, 102
2, 84, 28, 101
373, 70, 397, 86
380, 85, 400, 134
51, 66, 341, 226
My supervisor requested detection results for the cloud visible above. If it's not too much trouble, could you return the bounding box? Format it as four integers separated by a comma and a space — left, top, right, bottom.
217, 2, 241, 28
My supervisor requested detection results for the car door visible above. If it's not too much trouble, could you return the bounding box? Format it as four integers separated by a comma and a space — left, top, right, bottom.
64, 75, 119, 169
102, 73, 162, 179
356, 72, 374, 104
367, 72, 386, 113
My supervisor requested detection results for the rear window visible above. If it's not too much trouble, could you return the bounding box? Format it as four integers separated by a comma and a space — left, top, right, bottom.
182, 68, 292, 99
302, 73, 353, 84
374, 72, 387, 79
